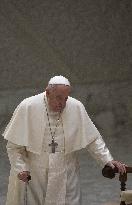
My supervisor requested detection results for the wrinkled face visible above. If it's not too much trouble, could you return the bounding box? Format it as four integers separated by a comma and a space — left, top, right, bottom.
46, 85, 71, 112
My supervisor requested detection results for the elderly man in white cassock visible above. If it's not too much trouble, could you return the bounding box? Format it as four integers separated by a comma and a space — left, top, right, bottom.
2, 75, 126, 205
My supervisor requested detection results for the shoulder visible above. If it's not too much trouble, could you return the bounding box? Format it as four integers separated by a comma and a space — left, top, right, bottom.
19, 93, 44, 108
67, 96, 85, 108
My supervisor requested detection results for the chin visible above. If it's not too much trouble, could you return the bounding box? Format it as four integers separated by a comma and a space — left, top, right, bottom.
56, 108, 63, 112
52, 108, 60, 112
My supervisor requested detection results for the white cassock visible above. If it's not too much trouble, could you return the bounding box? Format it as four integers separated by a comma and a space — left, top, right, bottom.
2, 92, 113, 205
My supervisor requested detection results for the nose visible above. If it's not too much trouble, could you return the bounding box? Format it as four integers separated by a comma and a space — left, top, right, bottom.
58, 102, 63, 107
58, 100, 66, 108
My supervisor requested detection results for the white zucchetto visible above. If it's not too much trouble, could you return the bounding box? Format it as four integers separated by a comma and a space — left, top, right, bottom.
48, 75, 70, 86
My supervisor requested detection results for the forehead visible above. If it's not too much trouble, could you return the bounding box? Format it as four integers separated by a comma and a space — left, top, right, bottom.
52, 85, 70, 95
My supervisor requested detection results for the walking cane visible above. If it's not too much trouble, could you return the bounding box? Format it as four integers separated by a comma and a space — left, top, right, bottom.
24, 175, 31, 205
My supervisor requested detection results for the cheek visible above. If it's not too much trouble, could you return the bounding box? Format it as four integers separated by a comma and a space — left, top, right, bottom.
63, 101, 66, 106
61, 101, 66, 108
50, 99, 58, 106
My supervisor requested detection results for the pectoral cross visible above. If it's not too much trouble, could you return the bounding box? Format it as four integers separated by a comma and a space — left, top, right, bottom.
49, 139, 58, 153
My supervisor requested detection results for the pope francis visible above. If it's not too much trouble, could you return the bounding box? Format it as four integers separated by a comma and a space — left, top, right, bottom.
2, 76, 126, 205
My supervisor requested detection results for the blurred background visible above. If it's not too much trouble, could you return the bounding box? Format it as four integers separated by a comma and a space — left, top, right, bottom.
0, 0, 132, 205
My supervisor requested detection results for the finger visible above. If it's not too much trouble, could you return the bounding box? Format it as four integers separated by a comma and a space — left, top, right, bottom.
20, 176, 28, 182
117, 165, 126, 174
119, 163, 126, 173
18, 173, 29, 182
121, 166, 126, 174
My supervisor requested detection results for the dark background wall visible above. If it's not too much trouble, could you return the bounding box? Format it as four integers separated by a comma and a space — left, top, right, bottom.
0, 1, 132, 205
0, 0, 132, 89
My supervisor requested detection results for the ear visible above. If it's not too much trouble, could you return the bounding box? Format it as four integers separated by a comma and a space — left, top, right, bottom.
69, 86, 72, 92
45, 88, 50, 97
68, 86, 72, 94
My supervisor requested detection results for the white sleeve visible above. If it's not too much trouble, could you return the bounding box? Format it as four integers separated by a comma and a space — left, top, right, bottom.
86, 136, 113, 167
6, 141, 30, 174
